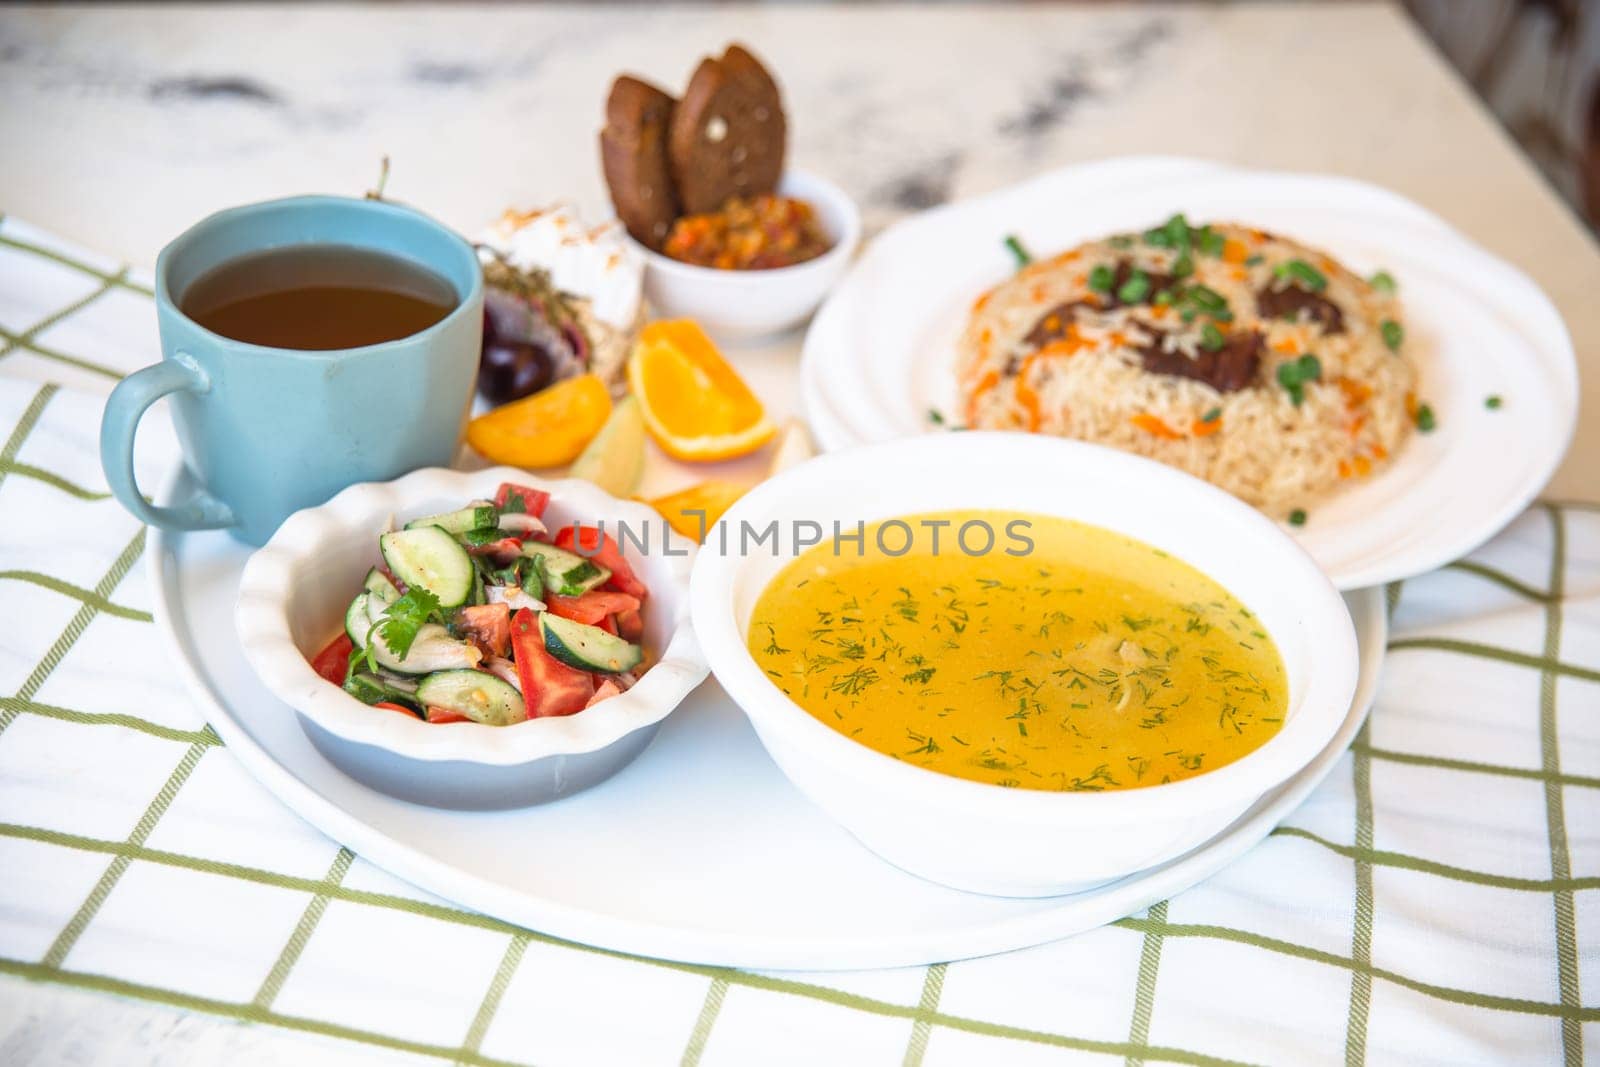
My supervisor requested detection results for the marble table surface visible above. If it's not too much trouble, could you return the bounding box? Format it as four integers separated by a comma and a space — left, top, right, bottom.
1, 2, 1597, 1063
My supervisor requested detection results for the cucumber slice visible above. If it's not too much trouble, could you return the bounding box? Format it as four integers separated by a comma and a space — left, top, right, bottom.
460, 526, 513, 547
345, 592, 376, 645
344, 671, 421, 713
522, 542, 610, 596
381, 527, 473, 608
404, 503, 498, 535
519, 561, 544, 601
364, 567, 400, 605
370, 623, 481, 675
415, 669, 526, 726
540, 612, 642, 673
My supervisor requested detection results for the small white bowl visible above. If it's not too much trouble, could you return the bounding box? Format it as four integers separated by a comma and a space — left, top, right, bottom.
626, 169, 862, 341
236, 465, 708, 810
690, 433, 1359, 897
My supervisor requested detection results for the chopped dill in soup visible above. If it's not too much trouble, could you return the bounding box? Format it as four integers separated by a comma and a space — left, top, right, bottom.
746, 510, 1287, 792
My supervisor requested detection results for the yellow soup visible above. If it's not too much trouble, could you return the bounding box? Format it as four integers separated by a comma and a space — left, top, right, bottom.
747, 510, 1287, 791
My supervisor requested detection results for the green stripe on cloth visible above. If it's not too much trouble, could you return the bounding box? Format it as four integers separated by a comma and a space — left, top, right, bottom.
1537, 508, 1583, 1064
1274, 826, 1600, 892
41, 740, 207, 968
0, 383, 57, 496
1443, 560, 1555, 603
1115, 915, 1599, 1021
458, 932, 529, 1065
1126, 900, 1168, 1067
6, 818, 1589, 1041
902, 963, 948, 1067
252, 848, 355, 1010
2, 528, 146, 728
1354, 742, 1600, 791
0, 327, 126, 381
0, 696, 218, 746
0, 570, 152, 621
0, 270, 125, 364
0, 460, 110, 500
1386, 638, 1600, 684
0, 231, 154, 297
680, 975, 730, 1067
1344, 721, 1376, 1066
0, 956, 529, 1067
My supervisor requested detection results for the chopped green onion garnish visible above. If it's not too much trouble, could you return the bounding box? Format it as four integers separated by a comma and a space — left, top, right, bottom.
1274, 259, 1328, 292
1109, 234, 1134, 249
1088, 264, 1114, 293
1369, 270, 1397, 294
1200, 407, 1222, 424
1244, 254, 1264, 267
1275, 353, 1321, 406
1485, 395, 1503, 410
1004, 234, 1031, 269
1153, 289, 1173, 306
1142, 213, 1191, 249
1171, 251, 1194, 278
1288, 509, 1307, 527
1199, 322, 1225, 351
928, 408, 945, 425
1117, 269, 1151, 304
1198, 229, 1226, 257
1415, 404, 1436, 432
1380, 319, 1403, 351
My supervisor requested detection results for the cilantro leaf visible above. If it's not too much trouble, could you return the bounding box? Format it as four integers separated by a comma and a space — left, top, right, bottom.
367, 586, 442, 663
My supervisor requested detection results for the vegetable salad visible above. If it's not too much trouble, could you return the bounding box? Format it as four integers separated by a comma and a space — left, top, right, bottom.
307, 482, 648, 724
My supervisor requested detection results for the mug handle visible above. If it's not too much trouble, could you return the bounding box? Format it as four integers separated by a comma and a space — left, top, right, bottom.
100, 355, 236, 531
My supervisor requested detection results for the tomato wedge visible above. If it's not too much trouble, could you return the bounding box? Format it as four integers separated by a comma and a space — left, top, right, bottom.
586, 679, 622, 708
494, 482, 551, 519
310, 633, 354, 686
616, 607, 644, 642
544, 590, 641, 626
373, 702, 419, 718
425, 705, 471, 724
510, 608, 594, 716
553, 524, 646, 599
455, 603, 511, 658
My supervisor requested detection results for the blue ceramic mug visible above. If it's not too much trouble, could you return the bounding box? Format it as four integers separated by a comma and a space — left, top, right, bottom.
100, 195, 483, 545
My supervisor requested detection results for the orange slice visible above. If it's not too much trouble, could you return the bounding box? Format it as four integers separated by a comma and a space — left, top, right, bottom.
647, 480, 750, 542
627, 320, 775, 461
466, 373, 612, 468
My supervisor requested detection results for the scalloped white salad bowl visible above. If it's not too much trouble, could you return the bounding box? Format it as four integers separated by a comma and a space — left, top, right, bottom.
236, 466, 708, 810
691, 433, 1359, 897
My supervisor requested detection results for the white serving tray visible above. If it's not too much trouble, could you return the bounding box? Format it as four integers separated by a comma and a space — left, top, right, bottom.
801, 156, 1577, 590
152, 464, 1386, 971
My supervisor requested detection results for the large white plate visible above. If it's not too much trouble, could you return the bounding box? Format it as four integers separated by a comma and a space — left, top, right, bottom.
153, 465, 1387, 971
801, 156, 1577, 590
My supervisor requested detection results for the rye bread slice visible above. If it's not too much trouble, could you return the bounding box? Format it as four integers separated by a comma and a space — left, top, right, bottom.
668, 44, 786, 214
599, 75, 681, 250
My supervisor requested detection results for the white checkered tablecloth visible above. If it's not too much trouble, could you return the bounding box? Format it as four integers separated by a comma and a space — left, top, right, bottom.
0, 215, 1596, 1065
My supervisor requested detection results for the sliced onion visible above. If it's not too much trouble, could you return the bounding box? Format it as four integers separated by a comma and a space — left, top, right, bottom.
497, 512, 548, 536
482, 655, 522, 693
485, 584, 546, 612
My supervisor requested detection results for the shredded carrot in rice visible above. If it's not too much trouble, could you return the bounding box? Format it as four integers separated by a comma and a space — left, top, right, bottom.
1223, 238, 1249, 264
1338, 378, 1374, 407
1131, 413, 1182, 440
1353, 455, 1372, 477
966, 369, 1001, 424
1192, 417, 1223, 437
1338, 459, 1353, 479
